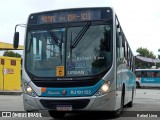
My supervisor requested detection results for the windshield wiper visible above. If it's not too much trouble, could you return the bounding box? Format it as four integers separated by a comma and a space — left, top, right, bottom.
45, 25, 59, 45
69, 32, 73, 61
70, 22, 91, 49
59, 32, 63, 63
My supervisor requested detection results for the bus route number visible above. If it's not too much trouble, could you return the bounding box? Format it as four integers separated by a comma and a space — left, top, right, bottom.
68, 13, 91, 21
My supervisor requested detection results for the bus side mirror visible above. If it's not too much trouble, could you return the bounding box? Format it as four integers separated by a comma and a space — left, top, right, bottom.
13, 32, 19, 49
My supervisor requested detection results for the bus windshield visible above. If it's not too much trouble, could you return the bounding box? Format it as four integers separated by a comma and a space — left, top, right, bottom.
25, 23, 112, 77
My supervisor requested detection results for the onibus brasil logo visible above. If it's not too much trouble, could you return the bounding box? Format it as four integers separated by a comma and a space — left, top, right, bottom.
1, 112, 42, 118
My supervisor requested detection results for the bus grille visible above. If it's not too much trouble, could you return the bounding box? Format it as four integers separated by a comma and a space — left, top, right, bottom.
40, 99, 90, 110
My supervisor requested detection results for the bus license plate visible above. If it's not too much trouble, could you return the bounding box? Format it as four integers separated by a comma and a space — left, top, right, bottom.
56, 105, 72, 111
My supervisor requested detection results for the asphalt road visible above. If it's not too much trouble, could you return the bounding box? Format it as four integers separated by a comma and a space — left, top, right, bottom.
0, 89, 160, 120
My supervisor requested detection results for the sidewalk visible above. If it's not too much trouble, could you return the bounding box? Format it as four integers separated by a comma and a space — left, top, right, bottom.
0, 90, 22, 95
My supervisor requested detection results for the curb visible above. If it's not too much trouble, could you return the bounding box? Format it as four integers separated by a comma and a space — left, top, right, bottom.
0, 91, 22, 95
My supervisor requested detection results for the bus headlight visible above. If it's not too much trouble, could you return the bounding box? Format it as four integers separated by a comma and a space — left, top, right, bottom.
94, 82, 110, 96
101, 83, 109, 92
26, 86, 32, 93
23, 81, 37, 97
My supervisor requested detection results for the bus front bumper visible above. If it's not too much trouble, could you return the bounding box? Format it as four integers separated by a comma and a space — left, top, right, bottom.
23, 91, 115, 112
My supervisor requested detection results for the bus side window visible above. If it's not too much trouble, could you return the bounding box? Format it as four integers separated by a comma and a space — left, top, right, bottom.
147, 71, 151, 78
141, 71, 147, 77
158, 72, 160, 77
116, 28, 120, 62
135, 71, 141, 77
152, 72, 154, 78
154, 72, 158, 78
116, 18, 124, 62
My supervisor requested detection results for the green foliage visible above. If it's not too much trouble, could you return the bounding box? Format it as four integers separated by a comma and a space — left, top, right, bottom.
3, 50, 21, 58
136, 47, 156, 69
158, 49, 160, 59
136, 47, 156, 59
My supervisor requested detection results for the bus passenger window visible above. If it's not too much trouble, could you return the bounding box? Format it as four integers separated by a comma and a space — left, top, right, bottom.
141, 71, 147, 77
154, 72, 158, 78
158, 72, 160, 77
147, 72, 152, 78
135, 71, 141, 77
152, 72, 154, 78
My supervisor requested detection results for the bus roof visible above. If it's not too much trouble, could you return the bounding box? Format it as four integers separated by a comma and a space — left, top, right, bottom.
29, 7, 114, 15
28, 7, 114, 25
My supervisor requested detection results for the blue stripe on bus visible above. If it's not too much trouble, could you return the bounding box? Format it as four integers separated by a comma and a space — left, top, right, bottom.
40, 80, 104, 97
141, 78, 160, 83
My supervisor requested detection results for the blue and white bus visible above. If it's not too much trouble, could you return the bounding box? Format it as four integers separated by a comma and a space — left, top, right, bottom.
135, 69, 160, 88
13, 7, 136, 118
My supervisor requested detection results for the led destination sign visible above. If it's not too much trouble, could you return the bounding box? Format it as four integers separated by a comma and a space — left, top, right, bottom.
37, 10, 101, 24
28, 8, 112, 24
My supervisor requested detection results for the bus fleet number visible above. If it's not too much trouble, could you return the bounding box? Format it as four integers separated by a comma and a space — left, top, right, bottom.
71, 90, 91, 95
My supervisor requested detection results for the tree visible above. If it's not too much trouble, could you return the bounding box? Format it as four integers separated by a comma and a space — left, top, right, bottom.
158, 49, 160, 59
3, 50, 22, 58
136, 47, 156, 69
136, 47, 156, 59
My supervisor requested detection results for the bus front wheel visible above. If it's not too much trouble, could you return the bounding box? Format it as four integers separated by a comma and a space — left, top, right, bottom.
48, 111, 65, 119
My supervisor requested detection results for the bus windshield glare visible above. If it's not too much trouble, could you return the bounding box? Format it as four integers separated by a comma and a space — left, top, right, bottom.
25, 23, 112, 77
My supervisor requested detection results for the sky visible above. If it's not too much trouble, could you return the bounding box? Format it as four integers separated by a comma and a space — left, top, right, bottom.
0, 0, 160, 57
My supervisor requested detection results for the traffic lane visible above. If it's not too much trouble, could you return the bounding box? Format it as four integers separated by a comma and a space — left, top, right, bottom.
0, 95, 24, 111
131, 88, 160, 111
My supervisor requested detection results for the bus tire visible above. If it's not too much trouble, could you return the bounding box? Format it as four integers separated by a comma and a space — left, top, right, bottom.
48, 110, 65, 119
112, 86, 125, 118
136, 81, 140, 88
